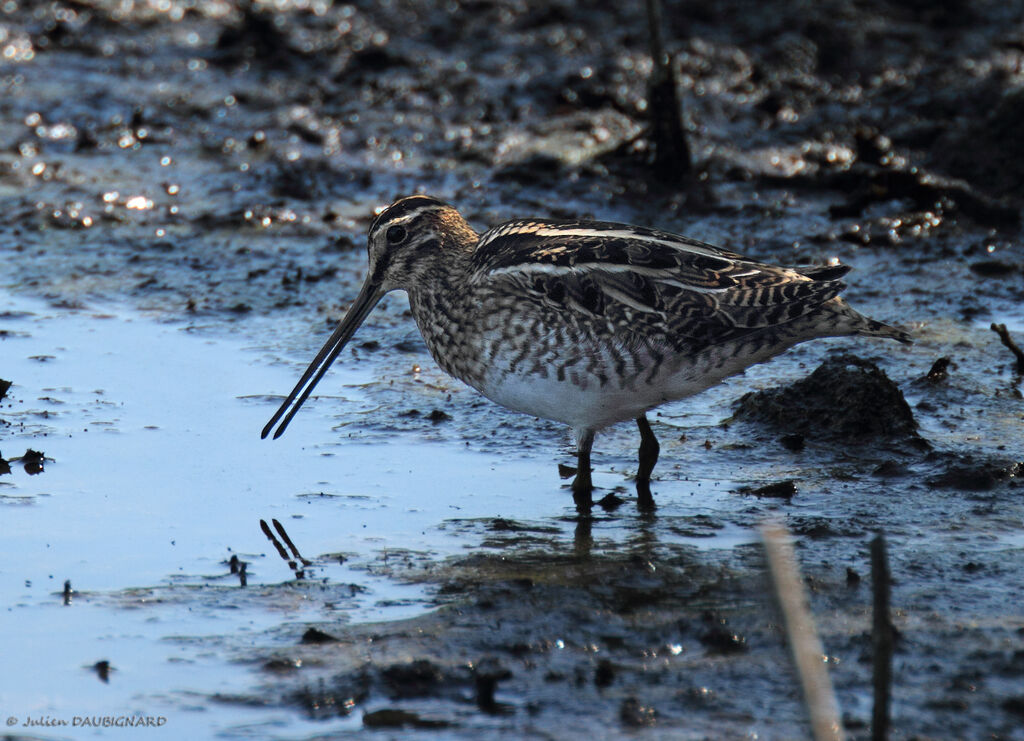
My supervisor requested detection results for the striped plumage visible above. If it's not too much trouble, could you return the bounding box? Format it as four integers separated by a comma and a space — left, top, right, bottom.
264, 195, 911, 510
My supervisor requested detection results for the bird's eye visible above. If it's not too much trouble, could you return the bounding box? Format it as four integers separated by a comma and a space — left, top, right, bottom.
385, 225, 407, 244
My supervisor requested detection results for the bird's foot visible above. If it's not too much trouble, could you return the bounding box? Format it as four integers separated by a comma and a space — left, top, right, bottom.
571, 473, 594, 512
636, 478, 656, 513
635, 415, 659, 512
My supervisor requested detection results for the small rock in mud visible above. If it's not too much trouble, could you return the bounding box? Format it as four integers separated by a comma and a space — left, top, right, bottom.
927, 454, 1023, 492
338, 46, 410, 81
872, 460, 910, 478
362, 708, 451, 729
472, 656, 512, 711
1000, 696, 1024, 719
923, 357, 953, 384
380, 659, 446, 698
969, 260, 1018, 278
488, 518, 527, 532
558, 463, 577, 479
733, 354, 918, 442
291, 668, 369, 718
426, 409, 452, 424
594, 658, 615, 687
495, 152, 565, 185
676, 686, 717, 709
393, 340, 424, 353
301, 627, 339, 644
780, 433, 805, 451
263, 658, 302, 674
619, 697, 657, 727
699, 627, 747, 654
698, 616, 748, 655
213, 2, 308, 69
788, 516, 861, 539
735, 480, 797, 499
597, 492, 626, 510
0, 378, 10, 401
92, 660, 111, 683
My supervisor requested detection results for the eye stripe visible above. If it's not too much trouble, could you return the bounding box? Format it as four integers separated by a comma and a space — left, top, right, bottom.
369, 196, 449, 235
370, 250, 391, 283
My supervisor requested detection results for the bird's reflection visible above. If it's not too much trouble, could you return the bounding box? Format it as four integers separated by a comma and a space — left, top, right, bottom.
573, 491, 659, 560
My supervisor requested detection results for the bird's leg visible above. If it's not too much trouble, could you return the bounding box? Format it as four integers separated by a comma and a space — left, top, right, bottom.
571, 428, 595, 511
635, 414, 659, 511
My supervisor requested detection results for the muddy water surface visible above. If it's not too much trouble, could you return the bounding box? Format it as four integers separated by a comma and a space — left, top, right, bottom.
2, 0, 1024, 738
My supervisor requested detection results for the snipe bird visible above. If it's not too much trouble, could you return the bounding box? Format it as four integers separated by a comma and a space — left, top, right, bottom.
263, 195, 910, 510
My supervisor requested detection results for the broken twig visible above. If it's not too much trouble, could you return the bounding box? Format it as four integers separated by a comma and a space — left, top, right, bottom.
990, 323, 1024, 372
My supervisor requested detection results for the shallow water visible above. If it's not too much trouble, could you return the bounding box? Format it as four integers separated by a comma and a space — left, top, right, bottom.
4, 280, 1021, 737
1, 290, 766, 738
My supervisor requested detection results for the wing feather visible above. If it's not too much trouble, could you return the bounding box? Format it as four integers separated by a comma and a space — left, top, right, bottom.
470, 219, 847, 352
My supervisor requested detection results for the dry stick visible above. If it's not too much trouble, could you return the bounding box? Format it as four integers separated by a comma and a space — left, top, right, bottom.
761, 522, 845, 741
990, 323, 1024, 372
871, 534, 894, 741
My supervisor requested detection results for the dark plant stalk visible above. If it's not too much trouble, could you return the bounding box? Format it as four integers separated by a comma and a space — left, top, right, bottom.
644, 0, 691, 183
871, 533, 894, 741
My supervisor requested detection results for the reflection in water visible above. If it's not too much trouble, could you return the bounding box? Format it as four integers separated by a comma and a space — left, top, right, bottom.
265, 506, 774, 737
227, 554, 249, 587
573, 496, 661, 561
0, 448, 46, 475
22, 449, 45, 475
573, 513, 593, 558
260, 518, 312, 580
91, 660, 112, 684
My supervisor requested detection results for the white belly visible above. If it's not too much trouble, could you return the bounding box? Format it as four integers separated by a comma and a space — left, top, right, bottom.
475, 372, 653, 430
464, 333, 809, 433
469, 356, 711, 432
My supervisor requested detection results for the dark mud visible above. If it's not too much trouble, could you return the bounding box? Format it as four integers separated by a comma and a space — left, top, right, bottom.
2, 0, 1024, 738
732, 354, 921, 443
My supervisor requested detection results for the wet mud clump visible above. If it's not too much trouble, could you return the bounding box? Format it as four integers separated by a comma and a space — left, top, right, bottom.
732, 354, 919, 443
926, 453, 1023, 492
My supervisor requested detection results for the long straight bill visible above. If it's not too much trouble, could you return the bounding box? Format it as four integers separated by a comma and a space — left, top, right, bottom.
262, 281, 385, 440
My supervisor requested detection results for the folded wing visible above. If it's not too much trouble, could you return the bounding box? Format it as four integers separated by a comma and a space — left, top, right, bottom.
471, 219, 850, 353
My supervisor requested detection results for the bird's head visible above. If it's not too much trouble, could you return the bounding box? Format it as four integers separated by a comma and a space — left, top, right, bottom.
261, 195, 476, 439
365, 195, 477, 291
